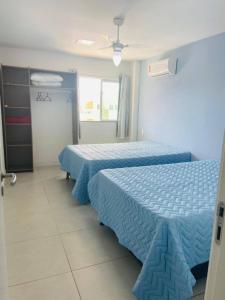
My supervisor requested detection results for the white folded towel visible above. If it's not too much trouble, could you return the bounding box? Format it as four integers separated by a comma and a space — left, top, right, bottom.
31, 73, 63, 83
31, 80, 62, 87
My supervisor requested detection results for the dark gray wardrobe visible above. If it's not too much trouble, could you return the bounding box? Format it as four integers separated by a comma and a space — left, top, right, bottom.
0, 65, 78, 173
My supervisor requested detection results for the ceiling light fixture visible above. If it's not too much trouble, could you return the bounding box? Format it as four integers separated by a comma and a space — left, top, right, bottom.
99, 16, 147, 67
77, 39, 95, 46
113, 49, 122, 66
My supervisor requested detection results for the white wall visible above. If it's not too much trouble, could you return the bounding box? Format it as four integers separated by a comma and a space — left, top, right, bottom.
130, 61, 141, 141
138, 32, 225, 160
79, 121, 119, 144
30, 89, 73, 166
0, 46, 132, 78
0, 46, 133, 166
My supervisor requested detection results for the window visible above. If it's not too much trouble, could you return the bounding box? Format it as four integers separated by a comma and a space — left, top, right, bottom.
79, 76, 119, 121
101, 81, 119, 121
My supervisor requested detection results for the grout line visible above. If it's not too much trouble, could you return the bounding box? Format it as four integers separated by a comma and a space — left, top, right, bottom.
4, 208, 52, 221
6, 232, 60, 246
8, 271, 71, 288
71, 272, 82, 299
42, 182, 52, 206
72, 254, 131, 272
192, 292, 205, 299
58, 234, 82, 300
193, 290, 206, 298
57, 224, 103, 236
42, 181, 66, 236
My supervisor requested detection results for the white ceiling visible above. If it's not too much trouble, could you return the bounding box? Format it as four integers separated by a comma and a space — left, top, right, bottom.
0, 0, 225, 61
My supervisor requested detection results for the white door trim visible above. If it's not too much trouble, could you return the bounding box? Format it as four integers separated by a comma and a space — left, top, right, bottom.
205, 132, 225, 300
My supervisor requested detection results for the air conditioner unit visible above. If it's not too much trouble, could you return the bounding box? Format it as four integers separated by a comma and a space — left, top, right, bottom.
147, 58, 177, 77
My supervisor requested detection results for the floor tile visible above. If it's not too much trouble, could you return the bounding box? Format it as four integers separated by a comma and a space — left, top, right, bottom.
74, 256, 141, 300
45, 183, 79, 210
7, 237, 70, 285
6, 212, 58, 243
9, 273, 80, 300
191, 293, 205, 299
35, 166, 64, 180
4, 172, 36, 187
47, 190, 80, 210
43, 177, 74, 195
52, 205, 99, 234
62, 226, 130, 270
193, 277, 206, 296
5, 166, 63, 186
43, 177, 80, 210
4, 193, 50, 219
5, 181, 45, 200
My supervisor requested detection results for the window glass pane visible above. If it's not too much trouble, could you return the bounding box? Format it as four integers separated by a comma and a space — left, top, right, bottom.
101, 81, 119, 121
79, 77, 101, 121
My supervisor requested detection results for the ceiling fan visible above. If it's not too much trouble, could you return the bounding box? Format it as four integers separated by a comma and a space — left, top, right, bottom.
100, 16, 142, 66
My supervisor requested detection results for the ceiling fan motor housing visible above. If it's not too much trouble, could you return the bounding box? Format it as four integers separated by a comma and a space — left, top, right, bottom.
113, 16, 124, 27
113, 41, 124, 51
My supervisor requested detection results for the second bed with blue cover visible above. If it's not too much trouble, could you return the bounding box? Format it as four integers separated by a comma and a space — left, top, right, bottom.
59, 141, 191, 203
88, 160, 220, 300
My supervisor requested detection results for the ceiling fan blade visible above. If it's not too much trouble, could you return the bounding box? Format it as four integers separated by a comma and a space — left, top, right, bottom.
101, 34, 113, 43
99, 45, 113, 50
126, 44, 150, 49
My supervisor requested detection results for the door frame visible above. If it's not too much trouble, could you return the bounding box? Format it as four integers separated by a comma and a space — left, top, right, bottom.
0, 93, 8, 300
205, 132, 225, 299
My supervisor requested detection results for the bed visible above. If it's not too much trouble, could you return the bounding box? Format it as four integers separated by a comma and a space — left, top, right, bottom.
88, 160, 220, 300
58, 141, 191, 203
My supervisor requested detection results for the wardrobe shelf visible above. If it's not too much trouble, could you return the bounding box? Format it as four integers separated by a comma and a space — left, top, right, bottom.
8, 144, 32, 147
6, 123, 31, 126
7, 167, 33, 173
30, 86, 75, 91
4, 83, 30, 87
4, 106, 30, 109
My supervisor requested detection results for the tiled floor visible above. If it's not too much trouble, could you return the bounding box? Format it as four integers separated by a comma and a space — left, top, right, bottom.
4, 166, 206, 300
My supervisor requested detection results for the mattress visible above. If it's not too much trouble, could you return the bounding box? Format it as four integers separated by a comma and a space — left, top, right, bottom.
58, 141, 191, 203
88, 160, 220, 300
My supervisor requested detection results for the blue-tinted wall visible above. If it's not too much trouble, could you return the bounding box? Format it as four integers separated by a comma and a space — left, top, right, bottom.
138, 32, 225, 159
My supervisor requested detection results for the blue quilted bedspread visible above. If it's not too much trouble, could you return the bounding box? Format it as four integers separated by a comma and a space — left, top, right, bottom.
58, 141, 191, 203
88, 160, 220, 300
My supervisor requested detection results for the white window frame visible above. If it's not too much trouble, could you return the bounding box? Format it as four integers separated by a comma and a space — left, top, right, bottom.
79, 75, 119, 123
